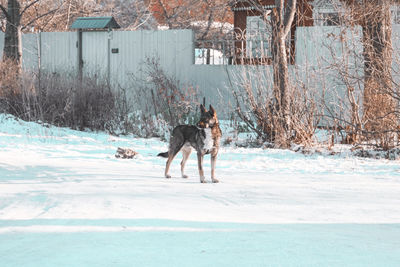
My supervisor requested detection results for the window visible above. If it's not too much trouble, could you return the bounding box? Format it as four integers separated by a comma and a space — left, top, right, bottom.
312, 0, 343, 26
321, 13, 340, 26
246, 14, 272, 58
313, 12, 340, 26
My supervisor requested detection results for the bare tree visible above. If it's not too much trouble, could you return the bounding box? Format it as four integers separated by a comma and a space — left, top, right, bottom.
270, 0, 297, 148
110, 0, 157, 30
341, 0, 397, 147
0, 0, 59, 66
229, 1, 323, 147
150, 0, 232, 40
242, 0, 297, 148
0, 0, 21, 64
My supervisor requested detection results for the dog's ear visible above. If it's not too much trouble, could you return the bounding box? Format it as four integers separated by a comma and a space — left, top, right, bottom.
209, 105, 215, 116
200, 104, 207, 114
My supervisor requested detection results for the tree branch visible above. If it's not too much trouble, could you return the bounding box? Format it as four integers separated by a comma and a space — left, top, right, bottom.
156, 0, 172, 28
21, 8, 58, 30
20, 0, 40, 16
0, 4, 11, 22
200, 7, 214, 39
283, 0, 296, 38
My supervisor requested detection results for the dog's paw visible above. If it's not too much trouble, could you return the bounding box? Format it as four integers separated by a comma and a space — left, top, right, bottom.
211, 178, 219, 183
182, 174, 189, 179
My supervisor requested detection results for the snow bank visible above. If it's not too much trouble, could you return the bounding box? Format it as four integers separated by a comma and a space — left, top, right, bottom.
1, 114, 400, 224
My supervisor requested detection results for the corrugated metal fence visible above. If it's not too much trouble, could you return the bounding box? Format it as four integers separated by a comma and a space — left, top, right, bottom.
1, 27, 400, 118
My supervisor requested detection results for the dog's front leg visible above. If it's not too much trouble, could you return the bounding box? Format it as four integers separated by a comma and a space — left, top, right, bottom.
210, 153, 219, 183
197, 151, 206, 183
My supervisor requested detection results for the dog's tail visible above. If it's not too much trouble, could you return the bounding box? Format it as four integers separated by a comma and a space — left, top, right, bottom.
157, 152, 169, 158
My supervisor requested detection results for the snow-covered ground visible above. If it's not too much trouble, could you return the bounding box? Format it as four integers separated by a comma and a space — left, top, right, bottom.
1, 114, 400, 266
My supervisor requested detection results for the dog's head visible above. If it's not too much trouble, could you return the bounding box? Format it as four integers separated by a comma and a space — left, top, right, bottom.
197, 104, 218, 128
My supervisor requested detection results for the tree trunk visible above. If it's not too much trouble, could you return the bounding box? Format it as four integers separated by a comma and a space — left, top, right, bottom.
361, 1, 394, 146
3, 0, 22, 66
271, 0, 296, 148
272, 23, 290, 147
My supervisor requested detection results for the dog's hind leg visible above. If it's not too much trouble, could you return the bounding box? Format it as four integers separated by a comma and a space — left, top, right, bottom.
165, 150, 178, 178
180, 145, 192, 178
164, 142, 184, 178
197, 151, 206, 183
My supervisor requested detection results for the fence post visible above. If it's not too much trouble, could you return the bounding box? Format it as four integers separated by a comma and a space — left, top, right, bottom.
37, 30, 42, 91
77, 29, 83, 82
107, 28, 111, 87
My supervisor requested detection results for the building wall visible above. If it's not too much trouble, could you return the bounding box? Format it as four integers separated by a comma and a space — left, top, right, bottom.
232, 0, 313, 64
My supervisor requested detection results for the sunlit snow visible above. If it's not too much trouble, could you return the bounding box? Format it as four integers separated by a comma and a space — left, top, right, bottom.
1, 114, 400, 266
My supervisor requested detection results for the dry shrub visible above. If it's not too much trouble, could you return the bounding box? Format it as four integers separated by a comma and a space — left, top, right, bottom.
0, 60, 19, 94
0, 60, 43, 122
232, 66, 319, 147
231, 67, 275, 143
39, 74, 116, 131
0, 60, 117, 132
1, 57, 199, 138
143, 57, 199, 127
290, 83, 320, 146
322, 13, 400, 150
126, 57, 200, 140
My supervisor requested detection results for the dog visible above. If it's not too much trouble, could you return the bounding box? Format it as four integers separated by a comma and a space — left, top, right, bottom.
157, 104, 222, 183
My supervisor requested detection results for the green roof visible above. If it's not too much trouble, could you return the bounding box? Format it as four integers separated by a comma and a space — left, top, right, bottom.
70, 16, 120, 30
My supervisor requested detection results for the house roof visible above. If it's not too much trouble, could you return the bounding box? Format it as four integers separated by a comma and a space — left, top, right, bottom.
231, 0, 314, 11
230, 0, 278, 11
232, 5, 276, 11
70, 16, 121, 30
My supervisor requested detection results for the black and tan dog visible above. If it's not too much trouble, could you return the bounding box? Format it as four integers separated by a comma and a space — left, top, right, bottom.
158, 104, 222, 183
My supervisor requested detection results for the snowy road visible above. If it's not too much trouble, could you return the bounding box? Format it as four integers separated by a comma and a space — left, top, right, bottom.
1, 115, 400, 266
1, 220, 400, 267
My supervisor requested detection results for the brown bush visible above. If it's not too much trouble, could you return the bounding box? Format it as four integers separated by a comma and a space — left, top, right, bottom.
142, 57, 199, 128
0, 61, 117, 132
1, 58, 199, 138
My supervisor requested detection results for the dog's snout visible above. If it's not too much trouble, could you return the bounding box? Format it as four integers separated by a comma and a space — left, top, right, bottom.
197, 121, 209, 128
